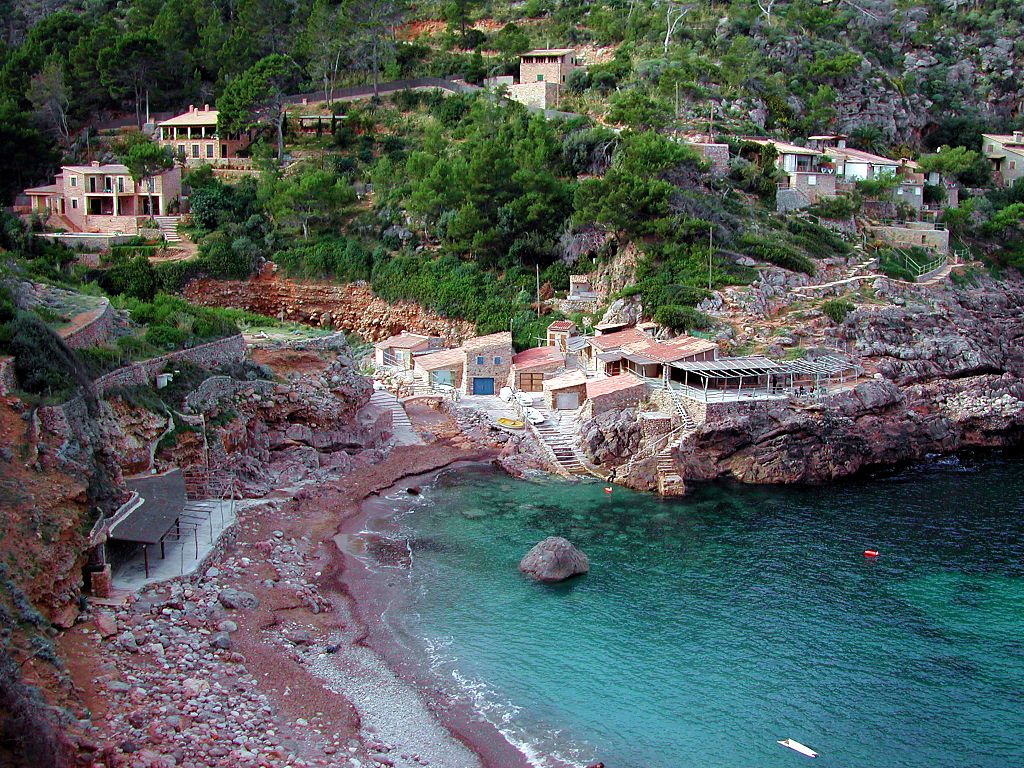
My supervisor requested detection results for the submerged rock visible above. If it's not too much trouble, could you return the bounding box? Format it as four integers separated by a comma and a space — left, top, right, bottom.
519, 537, 589, 583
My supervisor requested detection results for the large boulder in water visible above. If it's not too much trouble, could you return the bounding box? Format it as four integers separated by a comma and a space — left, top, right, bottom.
519, 537, 589, 583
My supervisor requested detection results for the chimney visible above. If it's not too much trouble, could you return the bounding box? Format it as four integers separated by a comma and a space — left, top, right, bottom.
203, 104, 210, 111
90, 161, 100, 167
189, 104, 195, 113
1014, 131, 1023, 143
837, 138, 847, 149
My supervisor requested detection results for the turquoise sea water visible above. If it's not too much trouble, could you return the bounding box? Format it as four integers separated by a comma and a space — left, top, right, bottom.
372, 454, 1024, 768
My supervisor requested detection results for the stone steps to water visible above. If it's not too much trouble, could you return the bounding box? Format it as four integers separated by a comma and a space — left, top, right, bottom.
532, 419, 589, 475
369, 390, 421, 446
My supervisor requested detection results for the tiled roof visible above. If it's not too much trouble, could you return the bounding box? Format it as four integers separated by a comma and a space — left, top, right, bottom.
542, 370, 588, 390
63, 163, 131, 174
512, 346, 564, 371
547, 320, 575, 332
622, 341, 699, 363
587, 327, 651, 351
24, 184, 60, 195
159, 108, 219, 127
831, 147, 899, 166
663, 335, 718, 355
523, 48, 575, 56
744, 138, 821, 157
586, 373, 645, 398
414, 348, 464, 370
375, 332, 432, 350
462, 331, 513, 351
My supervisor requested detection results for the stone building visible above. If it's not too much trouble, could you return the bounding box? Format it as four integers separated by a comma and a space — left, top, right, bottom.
543, 370, 589, 410
412, 331, 514, 395
511, 346, 566, 392
463, 332, 514, 396
585, 373, 647, 416
982, 132, 1024, 186
157, 105, 259, 166
505, 48, 578, 109
23, 161, 182, 234
373, 332, 440, 371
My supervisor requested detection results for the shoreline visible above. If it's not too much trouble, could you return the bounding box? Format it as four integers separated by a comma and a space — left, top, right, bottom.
329, 460, 550, 768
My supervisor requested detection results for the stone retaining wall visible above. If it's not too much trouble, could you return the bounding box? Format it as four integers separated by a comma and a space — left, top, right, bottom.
62, 300, 117, 350
93, 334, 246, 397
0, 356, 14, 395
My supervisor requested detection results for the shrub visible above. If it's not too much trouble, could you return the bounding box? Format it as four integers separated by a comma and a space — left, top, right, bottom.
654, 305, 713, 331
822, 299, 855, 324
739, 234, 816, 274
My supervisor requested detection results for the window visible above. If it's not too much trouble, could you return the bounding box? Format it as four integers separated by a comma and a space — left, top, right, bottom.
807, 175, 817, 186
192, 144, 200, 158
70, 176, 77, 187
177, 144, 185, 157
1011, 161, 1017, 170
494, 356, 502, 365
117, 177, 124, 193
71, 199, 77, 209
206, 144, 214, 158
476, 356, 485, 365
537, 74, 544, 81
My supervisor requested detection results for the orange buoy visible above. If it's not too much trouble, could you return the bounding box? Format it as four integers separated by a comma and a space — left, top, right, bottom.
604, 487, 613, 494
864, 549, 879, 558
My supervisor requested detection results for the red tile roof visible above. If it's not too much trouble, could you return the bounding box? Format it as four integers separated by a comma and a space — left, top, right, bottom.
414, 348, 464, 370
587, 327, 651, 351
375, 332, 432, 350
547, 320, 575, 332
586, 373, 646, 399
512, 346, 565, 371
663, 335, 718, 356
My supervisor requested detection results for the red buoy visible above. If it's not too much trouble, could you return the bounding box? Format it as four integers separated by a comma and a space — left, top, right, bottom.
864, 549, 879, 558
604, 487, 613, 494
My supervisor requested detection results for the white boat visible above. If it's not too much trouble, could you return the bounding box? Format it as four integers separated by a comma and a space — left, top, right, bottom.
777, 739, 817, 758
525, 408, 546, 426
516, 391, 538, 407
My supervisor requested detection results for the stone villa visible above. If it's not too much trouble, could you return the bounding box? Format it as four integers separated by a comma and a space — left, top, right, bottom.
23, 161, 182, 235
982, 131, 1024, 186
498, 48, 579, 109
157, 105, 258, 166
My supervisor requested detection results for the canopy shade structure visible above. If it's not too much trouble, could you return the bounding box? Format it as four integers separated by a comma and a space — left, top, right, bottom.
112, 470, 188, 545
669, 356, 780, 377
775, 355, 861, 376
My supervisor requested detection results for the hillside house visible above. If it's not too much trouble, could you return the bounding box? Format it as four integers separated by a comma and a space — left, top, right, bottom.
745, 138, 836, 210
23, 162, 181, 234
412, 331, 514, 395
158, 105, 258, 166
982, 132, 1024, 186
374, 332, 440, 371
567, 275, 599, 301
583, 326, 653, 375
504, 48, 578, 109
546, 320, 577, 351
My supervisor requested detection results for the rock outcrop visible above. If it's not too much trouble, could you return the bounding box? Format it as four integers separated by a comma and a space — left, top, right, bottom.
184, 264, 475, 344
519, 537, 589, 583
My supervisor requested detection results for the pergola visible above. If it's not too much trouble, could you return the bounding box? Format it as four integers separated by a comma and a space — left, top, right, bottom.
668, 354, 862, 401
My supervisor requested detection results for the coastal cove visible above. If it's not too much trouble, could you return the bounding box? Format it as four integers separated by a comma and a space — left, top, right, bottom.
345, 454, 1024, 768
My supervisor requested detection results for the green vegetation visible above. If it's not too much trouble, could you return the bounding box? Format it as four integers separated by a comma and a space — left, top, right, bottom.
822, 298, 855, 324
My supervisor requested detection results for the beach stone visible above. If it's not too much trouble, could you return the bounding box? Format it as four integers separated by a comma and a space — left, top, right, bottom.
218, 589, 259, 610
95, 611, 118, 638
518, 537, 589, 583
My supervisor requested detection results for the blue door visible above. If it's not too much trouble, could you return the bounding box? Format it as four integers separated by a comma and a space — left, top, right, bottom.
473, 377, 495, 395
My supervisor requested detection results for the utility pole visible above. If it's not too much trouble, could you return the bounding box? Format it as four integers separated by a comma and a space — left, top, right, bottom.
535, 264, 541, 317
708, 102, 714, 140
708, 226, 714, 291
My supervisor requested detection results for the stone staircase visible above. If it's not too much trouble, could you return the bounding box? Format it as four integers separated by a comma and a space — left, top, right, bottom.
655, 390, 705, 496
154, 215, 183, 243
532, 414, 589, 476
369, 390, 422, 446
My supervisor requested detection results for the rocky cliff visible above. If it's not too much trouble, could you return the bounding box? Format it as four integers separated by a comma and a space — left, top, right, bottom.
676, 270, 1024, 485
184, 264, 476, 344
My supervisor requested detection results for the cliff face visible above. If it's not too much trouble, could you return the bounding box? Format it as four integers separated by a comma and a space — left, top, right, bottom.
674, 272, 1024, 485
184, 265, 476, 344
